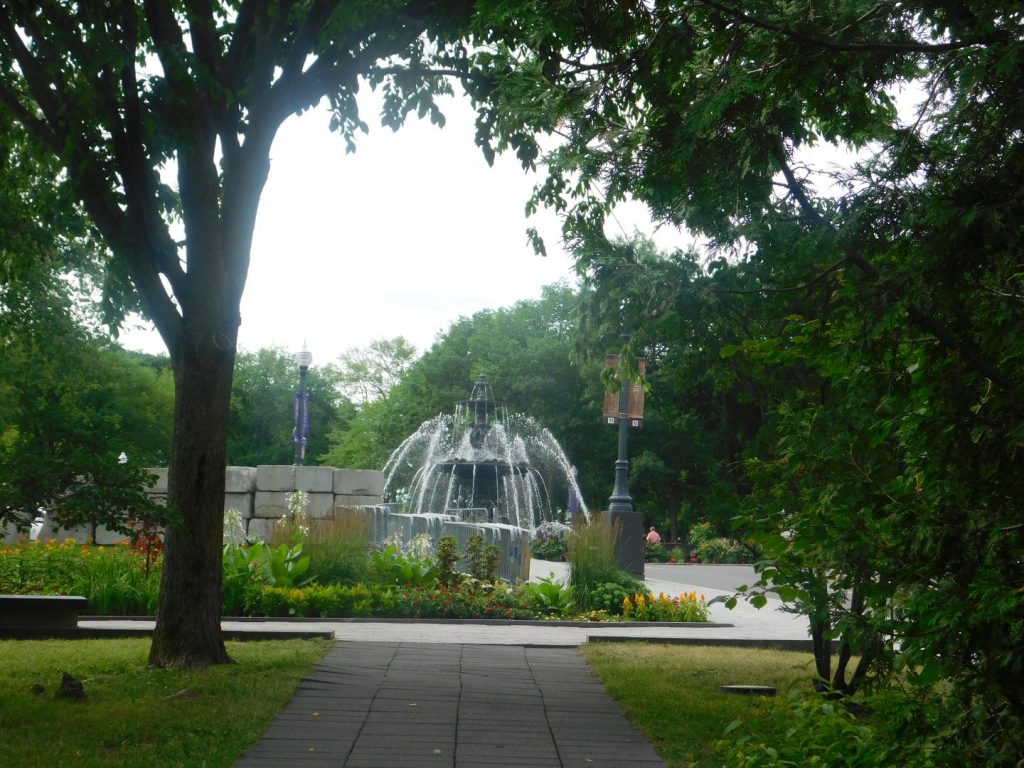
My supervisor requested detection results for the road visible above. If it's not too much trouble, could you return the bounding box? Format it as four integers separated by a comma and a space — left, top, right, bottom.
643, 563, 778, 599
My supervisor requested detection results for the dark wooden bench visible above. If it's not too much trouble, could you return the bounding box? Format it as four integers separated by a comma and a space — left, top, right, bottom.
0, 595, 88, 629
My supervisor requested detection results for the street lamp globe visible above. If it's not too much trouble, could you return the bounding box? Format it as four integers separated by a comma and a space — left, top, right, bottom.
294, 344, 313, 370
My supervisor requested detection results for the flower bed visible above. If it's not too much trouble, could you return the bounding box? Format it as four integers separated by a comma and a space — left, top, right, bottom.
0, 538, 161, 616
1, 508, 712, 624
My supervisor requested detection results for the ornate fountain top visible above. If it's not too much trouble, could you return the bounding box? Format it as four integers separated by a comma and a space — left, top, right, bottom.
382, 370, 589, 528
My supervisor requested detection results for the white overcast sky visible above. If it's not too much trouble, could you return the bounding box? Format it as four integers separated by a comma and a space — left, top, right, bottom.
119, 87, 689, 364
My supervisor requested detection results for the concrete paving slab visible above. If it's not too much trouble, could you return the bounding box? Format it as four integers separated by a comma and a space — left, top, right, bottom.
235, 641, 665, 768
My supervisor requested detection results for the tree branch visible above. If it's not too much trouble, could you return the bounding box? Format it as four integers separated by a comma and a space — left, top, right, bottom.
710, 258, 848, 295
0, 5, 64, 127
1, 2, 184, 350
697, 0, 1003, 54
0, 83, 60, 152
115, 0, 188, 307
771, 144, 1016, 392
142, 0, 199, 105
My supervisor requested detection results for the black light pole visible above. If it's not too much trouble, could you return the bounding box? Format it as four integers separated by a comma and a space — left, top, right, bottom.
607, 376, 633, 515
606, 333, 644, 577
293, 344, 312, 466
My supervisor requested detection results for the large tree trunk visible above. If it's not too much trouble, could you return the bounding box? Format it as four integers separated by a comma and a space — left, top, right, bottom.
148, 314, 238, 668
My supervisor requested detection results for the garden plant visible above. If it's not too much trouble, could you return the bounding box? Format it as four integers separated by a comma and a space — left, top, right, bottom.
1, 508, 710, 625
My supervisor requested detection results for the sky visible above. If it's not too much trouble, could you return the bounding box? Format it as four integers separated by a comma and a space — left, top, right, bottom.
119, 87, 689, 365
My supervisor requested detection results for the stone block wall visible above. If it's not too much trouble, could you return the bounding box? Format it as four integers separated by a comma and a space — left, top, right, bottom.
7, 465, 384, 545
6, 466, 531, 582
224, 465, 386, 542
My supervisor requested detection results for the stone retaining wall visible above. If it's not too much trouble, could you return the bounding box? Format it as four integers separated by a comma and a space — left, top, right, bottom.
4, 465, 531, 582
4, 465, 384, 545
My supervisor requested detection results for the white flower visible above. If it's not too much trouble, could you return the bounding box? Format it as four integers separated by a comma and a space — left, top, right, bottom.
405, 533, 434, 559
223, 508, 246, 545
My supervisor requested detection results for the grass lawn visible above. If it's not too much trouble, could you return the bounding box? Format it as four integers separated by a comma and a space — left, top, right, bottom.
0, 637, 331, 768
582, 642, 818, 768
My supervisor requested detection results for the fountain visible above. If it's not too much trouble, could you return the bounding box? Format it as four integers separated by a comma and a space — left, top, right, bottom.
383, 373, 588, 529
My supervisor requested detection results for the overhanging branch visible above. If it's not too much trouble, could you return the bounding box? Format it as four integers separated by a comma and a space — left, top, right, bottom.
771, 144, 1015, 392
697, 0, 1003, 54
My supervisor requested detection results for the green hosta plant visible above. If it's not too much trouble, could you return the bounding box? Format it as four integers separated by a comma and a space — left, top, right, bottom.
247, 537, 312, 589
367, 544, 437, 586
224, 530, 312, 592
523, 575, 574, 616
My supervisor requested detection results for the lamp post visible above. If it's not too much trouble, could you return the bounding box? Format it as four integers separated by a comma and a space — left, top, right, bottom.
607, 373, 634, 515
604, 334, 645, 577
293, 344, 312, 466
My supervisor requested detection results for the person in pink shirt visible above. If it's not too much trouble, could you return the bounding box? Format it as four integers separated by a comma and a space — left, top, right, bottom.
645, 526, 662, 545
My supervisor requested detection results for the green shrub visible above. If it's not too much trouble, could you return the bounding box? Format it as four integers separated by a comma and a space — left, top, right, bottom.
697, 536, 747, 564
520, 575, 574, 616
590, 582, 633, 615
243, 581, 539, 620
688, 520, 717, 547
390, 582, 532, 620
644, 541, 675, 562
248, 585, 294, 617
465, 533, 501, 583
248, 583, 359, 617
436, 535, 461, 587
717, 690, 924, 768
301, 583, 355, 617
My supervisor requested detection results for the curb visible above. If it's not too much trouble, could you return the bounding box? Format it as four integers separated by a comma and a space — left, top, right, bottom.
0, 627, 335, 641
85, 615, 735, 629
588, 636, 834, 652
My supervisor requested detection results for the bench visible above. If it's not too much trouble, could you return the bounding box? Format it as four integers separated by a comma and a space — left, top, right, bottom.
0, 594, 88, 629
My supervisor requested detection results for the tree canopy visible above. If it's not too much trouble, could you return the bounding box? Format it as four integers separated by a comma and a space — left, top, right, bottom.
468, 1, 1023, 761
0, 0, 485, 667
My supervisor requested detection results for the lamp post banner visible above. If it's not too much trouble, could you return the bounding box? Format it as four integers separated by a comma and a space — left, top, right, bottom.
293, 393, 310, 444
601, 355, 646, 426
302, 392, 309, 442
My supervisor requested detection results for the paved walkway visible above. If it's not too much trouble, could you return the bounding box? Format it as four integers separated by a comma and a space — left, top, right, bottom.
235, 641, 665, 768
77, 563, 810, 767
